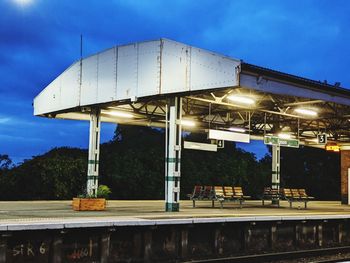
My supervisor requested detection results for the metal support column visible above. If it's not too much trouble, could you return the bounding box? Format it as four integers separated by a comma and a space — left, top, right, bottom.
272, 145, 281, 205
165, 97, 182, 212
87, 108, 101, 197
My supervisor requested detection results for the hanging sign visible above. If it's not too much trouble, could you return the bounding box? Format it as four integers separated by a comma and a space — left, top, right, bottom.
184, 141, 218, 152
217, 140, 224, 148
208, 129, 250, 143
317, 134, 327, 144
264, 135, 299, 148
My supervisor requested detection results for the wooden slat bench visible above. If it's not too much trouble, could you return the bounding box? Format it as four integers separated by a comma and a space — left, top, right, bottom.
213, 186, 225, 208
213, 186, 250, 208
187, 185, 214, 207
281, 188, 313, 209
261, 187, 280, 207
188, 185, 250, 209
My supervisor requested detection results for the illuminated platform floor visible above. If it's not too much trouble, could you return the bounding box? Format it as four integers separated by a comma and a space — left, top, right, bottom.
0, 200, 350, 230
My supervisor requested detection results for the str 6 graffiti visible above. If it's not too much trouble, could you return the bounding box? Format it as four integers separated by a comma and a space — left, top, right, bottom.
12, 241, 47, 257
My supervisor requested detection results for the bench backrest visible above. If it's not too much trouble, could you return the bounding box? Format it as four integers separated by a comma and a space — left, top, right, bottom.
270, 189, 279, 195
291, 188, 300, 198
224, 186, 234, 197
192, 185, 202, 198
298, 188, 308, 197
214, 186, 224, 197
282, 188, 292, 198
202, 186, 213, 198
233, 187, 243, 197
263, 187, 272, 194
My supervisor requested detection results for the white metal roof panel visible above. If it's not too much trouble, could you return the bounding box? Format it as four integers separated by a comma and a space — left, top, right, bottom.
97, 47, 117, 103
116, 43, 138, 101
190, 47, 238, 91
136, 41, 161, 98
161, 40, 190, 94
33, 39, 241, 115
80, 55, 98, 105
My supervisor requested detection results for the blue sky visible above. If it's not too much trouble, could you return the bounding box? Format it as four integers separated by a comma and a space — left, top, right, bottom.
1, 0, 350, 163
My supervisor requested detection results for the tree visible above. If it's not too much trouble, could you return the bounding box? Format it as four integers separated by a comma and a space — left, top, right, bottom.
0, 154, 12, 170
0, 148, 87, 200
280, 146, 340, 200
0, 125, 341, 201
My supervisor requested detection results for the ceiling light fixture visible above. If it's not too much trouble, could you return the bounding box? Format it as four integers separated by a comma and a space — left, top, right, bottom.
294, 108, 318, 117
103, 111, 133, 118
228, 127, 246, 133
181, 119, 196, 127
227, 95, 255, 105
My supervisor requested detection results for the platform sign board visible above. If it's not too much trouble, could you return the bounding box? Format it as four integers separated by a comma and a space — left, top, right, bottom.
317, 134, 327, 144
208, 129, 250, 143
264, 135, 299, 148
217, 139, 224, 148
264, 136, 279, 145
184, 141, 218, 152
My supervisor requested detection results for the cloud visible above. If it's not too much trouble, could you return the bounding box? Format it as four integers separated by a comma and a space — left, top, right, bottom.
0, 117, 11, 124
1, 0, 350, 162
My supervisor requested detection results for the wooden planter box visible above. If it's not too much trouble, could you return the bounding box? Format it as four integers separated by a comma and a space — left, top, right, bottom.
72, 198, 106, 211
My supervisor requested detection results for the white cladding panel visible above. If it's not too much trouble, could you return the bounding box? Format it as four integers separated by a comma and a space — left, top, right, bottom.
190, 47, 239, 91
97, 47, 117, 103
34, 76, 61, 115
60, 62, 80, 108
136, 41, 161, 97
161, 40, 190, 94
34, 39, 241, 115
80, 55, 98, 105
116, 44, 138, 100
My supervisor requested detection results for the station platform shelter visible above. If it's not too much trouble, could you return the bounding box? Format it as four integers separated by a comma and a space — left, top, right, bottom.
34, 38, 350, 212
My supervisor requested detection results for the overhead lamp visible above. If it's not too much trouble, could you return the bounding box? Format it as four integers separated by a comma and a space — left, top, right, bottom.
278, 133, 292, 139
227, 95, 255, 105
294, 108, 318, 117
104, 110, 133, 118
228, 127, 246, 133
180, 119, 196, 127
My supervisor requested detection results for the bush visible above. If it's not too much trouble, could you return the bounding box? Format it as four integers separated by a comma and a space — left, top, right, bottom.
97, 185, 112, 199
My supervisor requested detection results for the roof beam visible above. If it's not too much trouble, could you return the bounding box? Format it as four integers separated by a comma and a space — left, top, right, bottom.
240, 73, 350, 106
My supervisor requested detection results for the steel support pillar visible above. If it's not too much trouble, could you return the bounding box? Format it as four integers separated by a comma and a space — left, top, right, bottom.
272, 145, 280, 204
165, 97, 182, 212
87, 109, 101, 197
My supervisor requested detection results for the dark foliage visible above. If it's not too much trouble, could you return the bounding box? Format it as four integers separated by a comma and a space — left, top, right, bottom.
0, 125, 341, 200
0, 148, 87, 200
280, 146, 340, 200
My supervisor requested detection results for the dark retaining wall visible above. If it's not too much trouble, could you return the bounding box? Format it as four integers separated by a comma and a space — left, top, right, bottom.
1, 219, 350, 262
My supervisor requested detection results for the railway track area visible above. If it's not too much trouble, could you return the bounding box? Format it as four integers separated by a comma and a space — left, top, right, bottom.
186, 246, 350, 263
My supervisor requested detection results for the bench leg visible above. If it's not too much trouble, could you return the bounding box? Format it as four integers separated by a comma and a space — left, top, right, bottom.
289, 201, 292, 209
262, 199, 265, 206
240, 200, 242, 209
220, 201, 223, 209
304, 201, 307, 209
212, 200, 214, 208
192, 200, 195, 208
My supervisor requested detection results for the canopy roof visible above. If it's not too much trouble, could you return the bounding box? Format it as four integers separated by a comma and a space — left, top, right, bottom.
34, 38, 350, 147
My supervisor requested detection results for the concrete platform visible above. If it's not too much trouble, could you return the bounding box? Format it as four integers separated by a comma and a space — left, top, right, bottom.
0, 200, 350, 231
